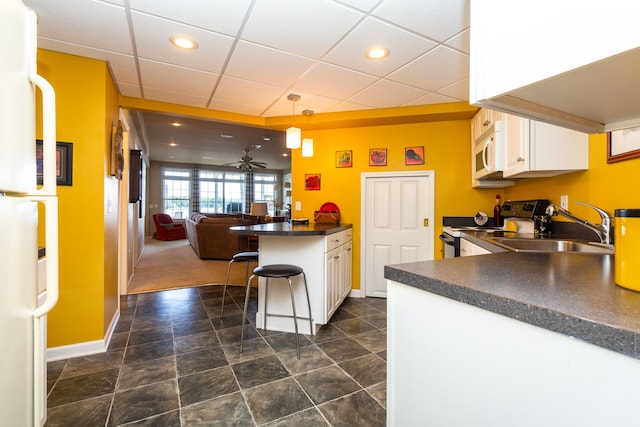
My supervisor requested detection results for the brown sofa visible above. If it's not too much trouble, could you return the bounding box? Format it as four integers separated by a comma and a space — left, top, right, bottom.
186, 213, 259, 260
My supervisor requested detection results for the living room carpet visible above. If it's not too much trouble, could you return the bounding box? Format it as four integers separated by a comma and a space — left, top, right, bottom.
127, 238, 255, 294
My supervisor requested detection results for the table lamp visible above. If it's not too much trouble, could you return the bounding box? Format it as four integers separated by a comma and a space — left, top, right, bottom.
250, 202, 269, 222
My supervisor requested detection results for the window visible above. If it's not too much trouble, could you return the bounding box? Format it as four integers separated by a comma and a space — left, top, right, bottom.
254, 174, 277, 215
162, 168, 190, 218
199, 170, 245, 213
161, 167, 279, 216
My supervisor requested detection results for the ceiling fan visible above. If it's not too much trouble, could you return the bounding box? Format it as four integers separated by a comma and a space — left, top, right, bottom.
224, 144, 268, 171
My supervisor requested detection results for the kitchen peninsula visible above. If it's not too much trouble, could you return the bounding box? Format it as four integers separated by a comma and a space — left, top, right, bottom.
230, 222, 353, 335
385, 252, 640, 426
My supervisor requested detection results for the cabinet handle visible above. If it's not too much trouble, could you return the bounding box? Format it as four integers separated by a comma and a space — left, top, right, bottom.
517, 156, 525, 162
483, 120, 490, 126
334, 256, 340, 260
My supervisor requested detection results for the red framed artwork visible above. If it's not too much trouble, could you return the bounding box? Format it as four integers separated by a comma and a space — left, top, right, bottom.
369, 148, 387, 166
304, 173, 321, 190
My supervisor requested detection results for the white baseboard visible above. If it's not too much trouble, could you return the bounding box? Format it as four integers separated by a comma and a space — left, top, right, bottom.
47, 310, 120, 362
349, 288, 363, 298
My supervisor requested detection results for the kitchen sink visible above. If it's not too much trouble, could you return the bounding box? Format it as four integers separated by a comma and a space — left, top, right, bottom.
487, 237, 614, 254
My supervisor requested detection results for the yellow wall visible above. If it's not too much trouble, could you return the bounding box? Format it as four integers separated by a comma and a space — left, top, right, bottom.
290, 114, 502, 290
505, 133, 640, 222
36, 50, 119, 346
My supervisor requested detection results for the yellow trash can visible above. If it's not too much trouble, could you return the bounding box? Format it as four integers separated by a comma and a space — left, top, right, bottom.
615, 209, 640, 291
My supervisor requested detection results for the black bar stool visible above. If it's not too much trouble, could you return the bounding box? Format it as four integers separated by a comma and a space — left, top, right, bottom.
221, 251, 259, 318
241, 264, 313, 359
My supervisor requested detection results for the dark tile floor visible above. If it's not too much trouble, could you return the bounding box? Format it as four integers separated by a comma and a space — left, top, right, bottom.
44, 285, 387, 426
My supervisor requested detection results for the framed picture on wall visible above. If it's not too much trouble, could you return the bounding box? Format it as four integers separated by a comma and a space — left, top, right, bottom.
607, 126, 640, 163
304, 173, 321, 190
405, 146, 424, 165
336, 150, 352, 168
36, 140, 73, 186
369, 148, 387, 166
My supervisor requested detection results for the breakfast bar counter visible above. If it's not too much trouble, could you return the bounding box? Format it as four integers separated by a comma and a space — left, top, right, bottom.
384, 253, 640, 426
231, 222, 353, 335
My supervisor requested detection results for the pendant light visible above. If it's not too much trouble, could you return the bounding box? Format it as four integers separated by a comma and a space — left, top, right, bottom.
301, 109, 314, 157
286, 94, 301, 149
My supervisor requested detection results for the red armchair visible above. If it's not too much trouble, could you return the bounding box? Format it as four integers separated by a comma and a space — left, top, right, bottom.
153, 213, 186, 241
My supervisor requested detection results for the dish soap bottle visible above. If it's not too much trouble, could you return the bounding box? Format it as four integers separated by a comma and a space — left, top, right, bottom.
493, 194, 502, 227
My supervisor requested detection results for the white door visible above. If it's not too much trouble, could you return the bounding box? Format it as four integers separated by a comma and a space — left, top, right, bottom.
361, 172, 434, 297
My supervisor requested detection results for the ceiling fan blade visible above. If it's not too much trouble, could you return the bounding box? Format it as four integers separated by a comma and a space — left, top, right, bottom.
251, 162, 267, 168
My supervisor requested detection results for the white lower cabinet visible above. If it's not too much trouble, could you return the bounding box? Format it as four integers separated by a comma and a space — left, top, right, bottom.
460, 238, 491, 256
325, 232, 353, 321
256, 228, 352, 334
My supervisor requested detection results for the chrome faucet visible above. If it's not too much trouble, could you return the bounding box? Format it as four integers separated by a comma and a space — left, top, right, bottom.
545, 202, 612, 245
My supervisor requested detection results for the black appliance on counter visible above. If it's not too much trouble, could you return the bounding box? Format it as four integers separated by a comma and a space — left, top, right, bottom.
440, 199, 549, 258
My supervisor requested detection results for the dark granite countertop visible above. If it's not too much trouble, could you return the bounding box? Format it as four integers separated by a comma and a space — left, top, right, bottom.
230, 222, 352, 236
384, 252, 640, 359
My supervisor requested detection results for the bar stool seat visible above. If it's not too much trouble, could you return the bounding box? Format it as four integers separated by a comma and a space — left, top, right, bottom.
241, 264, 312, 359
221, 251, 259, 318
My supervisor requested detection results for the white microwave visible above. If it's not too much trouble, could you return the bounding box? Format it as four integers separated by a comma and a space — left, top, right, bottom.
473, 120, 505, 180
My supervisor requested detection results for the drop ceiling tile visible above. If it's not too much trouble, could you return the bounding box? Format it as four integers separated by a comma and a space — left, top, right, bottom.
118, 82, 142, 98
324, 100, 375, 113
323, 17, 437, 77
24, 0, 132, 54
348, 79, 427, 108
292, 63, 378, 100
242, 0, 364, 59
437, 77, 469, 101
131, 11, 234, 73
264, 92, 341, 117
139, 59, 218, 96
225, 41, 316, 88
129, 0, 252, 36
207, 99, 268, 117
143, 88, 210, 109
388, 46, 469, 92
213, 76, 286, 111
444, 28, 470, 54
405, 92, 459, 106
374, 0, 469, 42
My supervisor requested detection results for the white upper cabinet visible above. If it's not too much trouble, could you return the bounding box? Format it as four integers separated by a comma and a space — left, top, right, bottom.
502, 115, 589, 178
469, 0, 640, 133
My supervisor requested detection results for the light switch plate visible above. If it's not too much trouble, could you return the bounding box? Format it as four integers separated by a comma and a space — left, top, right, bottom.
295, 201, 301, 211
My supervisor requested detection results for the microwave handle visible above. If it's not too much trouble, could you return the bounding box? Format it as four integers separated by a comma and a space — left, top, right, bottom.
483, 136, 494, 170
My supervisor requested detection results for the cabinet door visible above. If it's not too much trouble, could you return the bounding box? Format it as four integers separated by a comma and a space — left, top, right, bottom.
460, 238, 490, 256
340, 242, 353, 301
503, 115, 528, 177
325, 246, 340, 320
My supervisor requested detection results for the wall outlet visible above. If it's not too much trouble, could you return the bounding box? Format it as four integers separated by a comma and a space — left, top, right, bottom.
295, 201, 301, 211
560, 195, 569, 210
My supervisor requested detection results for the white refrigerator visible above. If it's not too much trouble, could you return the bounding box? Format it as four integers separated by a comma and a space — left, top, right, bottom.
1, 0, 59, 425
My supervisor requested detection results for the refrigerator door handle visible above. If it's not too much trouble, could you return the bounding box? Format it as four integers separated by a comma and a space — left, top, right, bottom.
30, 73, 56, 197
33, 196, 58, 318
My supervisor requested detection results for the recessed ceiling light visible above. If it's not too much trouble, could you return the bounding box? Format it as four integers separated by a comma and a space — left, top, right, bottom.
171, 121, 182, 127
169, 142, 177, 147
282, 153, 289, 157
366, 47, 390, 60
221, 133, 233, 139
202, 156, 212, 159
263, 136, 271, 141
170, 35, 198, 50
168, 156, 175, 159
